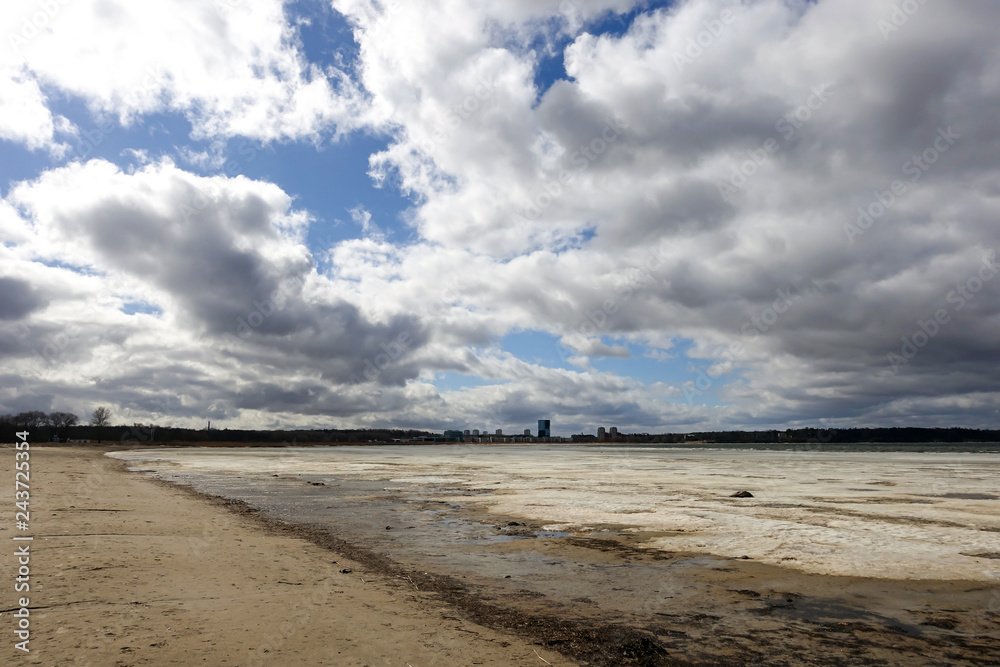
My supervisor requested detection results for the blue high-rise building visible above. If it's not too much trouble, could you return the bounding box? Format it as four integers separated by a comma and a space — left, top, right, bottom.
537, 419, 551, 438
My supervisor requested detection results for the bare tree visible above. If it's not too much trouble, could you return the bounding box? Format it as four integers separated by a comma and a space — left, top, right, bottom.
48, 412, 79, 441
90, 406, 112, 443
15, 411, 47, 429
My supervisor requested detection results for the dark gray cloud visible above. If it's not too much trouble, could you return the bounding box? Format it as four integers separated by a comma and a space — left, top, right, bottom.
2, 160, 434, 424
0, 278, 46, 320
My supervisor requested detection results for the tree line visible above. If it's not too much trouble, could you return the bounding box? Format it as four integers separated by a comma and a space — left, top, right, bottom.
0, 408, 435, 445
1, 407, 112, 442
2, 411, 997, 445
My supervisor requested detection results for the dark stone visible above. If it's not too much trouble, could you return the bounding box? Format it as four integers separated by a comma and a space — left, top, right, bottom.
730, 490, 754, 498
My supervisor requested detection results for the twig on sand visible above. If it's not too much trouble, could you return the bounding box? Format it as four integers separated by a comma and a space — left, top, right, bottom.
533, 648, 552, 665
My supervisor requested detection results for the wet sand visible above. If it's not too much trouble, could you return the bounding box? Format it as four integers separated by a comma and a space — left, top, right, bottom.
108, 444, 1000, 666
0, 446, 572, 666
113, 443, 1000, 581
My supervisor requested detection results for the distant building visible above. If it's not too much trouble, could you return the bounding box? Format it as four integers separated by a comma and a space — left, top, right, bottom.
523, 428, 531, 437
597, 426, 606, 439
609, 426, 619, 438
495, 429, 502, 436
463, 429, 471, 437
538, 419, 551, 438
443, 430, 464, 441
472, 429, 480, 436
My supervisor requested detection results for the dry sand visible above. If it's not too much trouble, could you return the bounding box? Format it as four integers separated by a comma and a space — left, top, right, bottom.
0, 446, 573, 666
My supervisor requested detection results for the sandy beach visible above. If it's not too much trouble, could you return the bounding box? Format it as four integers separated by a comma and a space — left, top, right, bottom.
5, 444, 1000, 667
0, 446, 572, 666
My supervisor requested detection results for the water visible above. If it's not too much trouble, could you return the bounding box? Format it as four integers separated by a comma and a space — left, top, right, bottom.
108, 443, 1000, 664
110, 443, 1000, 581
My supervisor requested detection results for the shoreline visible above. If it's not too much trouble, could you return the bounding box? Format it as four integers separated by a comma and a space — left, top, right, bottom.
0, 446, 573, 666
122, 454, 678, 666
120, 451, 711, 666
6, 445, 999, 666
110, 442, 1000, 582
111, 445, 1000, 666
60, 440, 1000, 448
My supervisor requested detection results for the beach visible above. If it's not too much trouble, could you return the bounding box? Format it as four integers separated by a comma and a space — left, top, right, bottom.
0, 446, 571, 666
4, 444, 1000, 666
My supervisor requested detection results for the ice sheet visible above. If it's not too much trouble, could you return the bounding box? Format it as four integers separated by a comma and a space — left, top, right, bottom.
110, 444, 1000, 581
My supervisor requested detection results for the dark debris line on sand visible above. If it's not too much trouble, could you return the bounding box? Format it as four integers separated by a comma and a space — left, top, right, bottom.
210, 496, 1000, 667
132, 462, 1000, 667
216, 498, 727, 667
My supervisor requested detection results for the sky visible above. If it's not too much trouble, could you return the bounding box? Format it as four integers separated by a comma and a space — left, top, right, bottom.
1, 0, 999, 436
